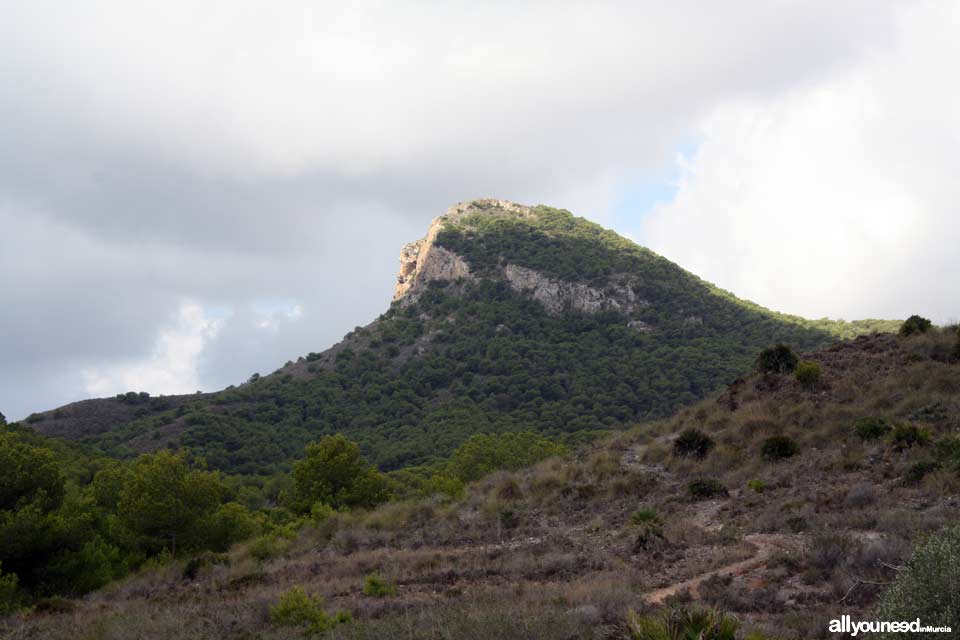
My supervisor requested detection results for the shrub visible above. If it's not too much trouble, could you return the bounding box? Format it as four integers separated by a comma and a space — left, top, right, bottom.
631, 507, 663, 527
0, 562, 18, 615
292, 435, 390, 511
903, 461, 940, 485
673, 428, 715, 460
270, 586, 351, 635
688, 478, 729, 500
760, 436, 799, 462
875, 525, 960, 637
794, 360, 822, 388
888, 423, 930, 450
756, 344, 799, 374
854, 417, 892, 441
248, 534, 289, 561
746, 479, 767, 494
843, 482, 877, 508
627, 607, 741, 640
362, 573, 396, 597
899, 315, 933, 337
182, 552, 229, 581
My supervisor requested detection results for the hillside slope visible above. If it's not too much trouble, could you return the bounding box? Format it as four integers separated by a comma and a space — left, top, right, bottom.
28, 200, 898, 473
9, 327, 960, 640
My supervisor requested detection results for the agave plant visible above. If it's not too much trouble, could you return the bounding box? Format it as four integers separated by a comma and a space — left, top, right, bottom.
627, 607, 741, 640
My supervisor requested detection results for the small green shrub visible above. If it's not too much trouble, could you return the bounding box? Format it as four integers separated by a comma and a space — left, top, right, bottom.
688, 478, 729, 501
854, 417, 892, 441
0, 562, 19, 615
631, 507, 663, 527
794, 360, 822, 388
875, 525, 960, 637
756, 344, 799, 374
903, 461, 940, 485
746, 479, 767, 493
363, 573, 396, 597
270, 586, 351, 635
249, 534, 289, 561
888, 423, 930, 450
760, 436, 799, 462
182, 552, 229, 580
899, 315, 932, 337
627, 607, 741, 640
673, 428, 715, 460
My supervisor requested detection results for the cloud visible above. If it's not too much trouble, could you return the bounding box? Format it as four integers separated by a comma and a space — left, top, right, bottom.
639, 1, 960, 323
1, 1, 948, 419
81, 302, 222, 397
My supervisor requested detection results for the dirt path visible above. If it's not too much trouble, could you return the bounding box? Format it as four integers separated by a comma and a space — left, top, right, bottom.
644, 533, 793, 604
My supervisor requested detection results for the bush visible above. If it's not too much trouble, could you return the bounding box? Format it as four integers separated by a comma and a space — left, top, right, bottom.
182, 552, 229, 581
756, 344, 799, 374
270, 586, 351, 635
746, 479, 767, 493
362, 573, 396, 597
760, 436, 799, 462
631, 507, 663, 527
248, 534, 289, 562
888, 423, 930, 450
903, 461, 940, 485
854, 417, 893, 441
875, 525, 960, 637
794, 360, 822, 388
627, 607, 742, 640
688, 479, 729, 501
673, 429, 715, 460
899, 315, 933, 337
0, 562, 18, 615
292, 435, 390, 511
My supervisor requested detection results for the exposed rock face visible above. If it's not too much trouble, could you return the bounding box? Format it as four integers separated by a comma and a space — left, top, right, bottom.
394, 199, 532, 302
502, 264, 646, 316
393, 199, 649, 319
394, 215, 472, 302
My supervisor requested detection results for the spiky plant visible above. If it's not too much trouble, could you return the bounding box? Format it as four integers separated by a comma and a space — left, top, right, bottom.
627, 607, 741, 640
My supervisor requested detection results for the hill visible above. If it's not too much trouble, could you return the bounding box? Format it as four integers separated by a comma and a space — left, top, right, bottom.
7, 325, 960, 639
26, 200, 898, 474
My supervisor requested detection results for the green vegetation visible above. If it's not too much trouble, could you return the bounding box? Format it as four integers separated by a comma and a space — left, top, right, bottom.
688, 478, 728, 500
876, 525, 960, 638
746, 479, 766, 493
760, 436, 799, 461
270, 586, 351, 635
673, 428, 715, 459
794, 360, 822, 388
60, 204, 896, 475
630, 507, 663, 527
756, 344, 799, 374
291, 435, 390, 512
888, 423, 930, 450
362, 573, 396, 597
447, 432, 566, 483
899, 314, 932, 336
627, 607, 747, 640
854, 416, 893, 441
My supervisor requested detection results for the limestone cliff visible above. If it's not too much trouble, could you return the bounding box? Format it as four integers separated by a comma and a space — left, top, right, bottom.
393, 199, 649, 318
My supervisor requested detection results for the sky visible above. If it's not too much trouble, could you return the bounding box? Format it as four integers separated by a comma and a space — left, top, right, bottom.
2, 1, 958, 420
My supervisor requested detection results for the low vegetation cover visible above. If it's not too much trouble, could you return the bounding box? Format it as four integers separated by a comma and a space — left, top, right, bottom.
3, 329, 960, 639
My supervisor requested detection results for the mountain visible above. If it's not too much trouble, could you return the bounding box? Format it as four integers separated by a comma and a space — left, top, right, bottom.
25, 199, 898, 474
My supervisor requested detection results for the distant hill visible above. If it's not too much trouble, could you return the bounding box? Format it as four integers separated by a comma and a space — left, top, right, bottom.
26, 200, 899, 474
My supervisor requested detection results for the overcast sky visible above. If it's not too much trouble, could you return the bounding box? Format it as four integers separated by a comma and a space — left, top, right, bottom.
2, 1, 958, 420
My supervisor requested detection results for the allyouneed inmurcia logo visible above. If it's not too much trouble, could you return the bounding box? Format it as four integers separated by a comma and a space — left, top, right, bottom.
829, 615, 951, 636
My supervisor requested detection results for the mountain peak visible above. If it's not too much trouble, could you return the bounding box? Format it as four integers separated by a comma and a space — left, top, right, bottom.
393, 199, 534, 301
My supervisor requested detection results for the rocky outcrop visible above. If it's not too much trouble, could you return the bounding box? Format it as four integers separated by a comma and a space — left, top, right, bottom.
393, 199, 649, 319
394, 199, 534, 302
394, 216, 472, 302
503, 264, 646, 317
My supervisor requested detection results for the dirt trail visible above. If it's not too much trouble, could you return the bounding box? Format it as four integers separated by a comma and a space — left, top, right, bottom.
644, 533, 793, 605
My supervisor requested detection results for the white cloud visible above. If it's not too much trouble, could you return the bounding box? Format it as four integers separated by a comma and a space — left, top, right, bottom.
639, 1, 960, 323
81, 302, 222, 396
